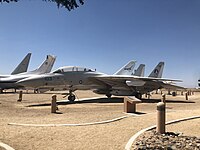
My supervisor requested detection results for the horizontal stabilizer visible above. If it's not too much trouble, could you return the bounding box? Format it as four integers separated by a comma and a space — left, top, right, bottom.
160, 82, 185, 90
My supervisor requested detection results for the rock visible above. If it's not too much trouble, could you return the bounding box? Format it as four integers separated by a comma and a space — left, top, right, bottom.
135, 142, 140, 145
196, 140, 200, 143
171, 145, 176, 150
133, 130, 200, 150
167, 146, 172, 150
189, 143, 193, 146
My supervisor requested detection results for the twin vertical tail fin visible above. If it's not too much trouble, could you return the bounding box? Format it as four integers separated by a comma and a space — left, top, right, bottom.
148, 62, 164, 78
31, 55, 56, 74
114, 61, 164, 77
133, 64, 145, 77
114, 60, 136, 75
11, 53, 32, 75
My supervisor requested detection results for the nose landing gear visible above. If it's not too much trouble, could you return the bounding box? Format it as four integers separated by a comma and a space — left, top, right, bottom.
67, 89, 76, 102
62, 89, 76, 102
68, 94, 76, 102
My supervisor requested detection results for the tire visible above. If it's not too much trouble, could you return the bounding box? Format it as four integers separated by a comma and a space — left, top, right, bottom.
136, 93, 142, 99
68, 95, 76, 102
106, 94, 112, 98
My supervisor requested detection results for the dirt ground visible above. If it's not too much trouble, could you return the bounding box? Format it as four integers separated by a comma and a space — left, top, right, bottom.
0, 90, 199, 150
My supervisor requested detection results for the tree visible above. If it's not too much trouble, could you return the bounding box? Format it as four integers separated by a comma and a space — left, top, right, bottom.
0, 0, 84, 11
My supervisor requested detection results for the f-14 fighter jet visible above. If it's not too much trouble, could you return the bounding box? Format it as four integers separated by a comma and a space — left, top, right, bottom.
0, 55, 56, 92
17, 60, 182, 101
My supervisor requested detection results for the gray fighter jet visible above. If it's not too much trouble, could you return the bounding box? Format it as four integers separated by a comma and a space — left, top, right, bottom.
17, 60, 182, 101
0, 53, 31, 78
0, 55, 56, 91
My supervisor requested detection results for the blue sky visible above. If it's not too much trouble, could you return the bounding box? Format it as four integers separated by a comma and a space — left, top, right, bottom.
0, 0, 200, 87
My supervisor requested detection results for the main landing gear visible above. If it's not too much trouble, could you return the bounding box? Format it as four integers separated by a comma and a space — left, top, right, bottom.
135, 92, 142, 99
106, 93, 112, 98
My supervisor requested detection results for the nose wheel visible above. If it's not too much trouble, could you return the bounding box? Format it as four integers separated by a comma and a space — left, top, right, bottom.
68, 94, 76, 102
62, 90, 76, 102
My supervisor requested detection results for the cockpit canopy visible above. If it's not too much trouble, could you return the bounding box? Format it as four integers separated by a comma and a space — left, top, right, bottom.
53, 66, 96, 73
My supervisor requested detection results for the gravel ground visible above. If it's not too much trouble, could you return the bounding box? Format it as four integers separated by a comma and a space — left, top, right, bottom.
0, 90, 200, 150
133, 129, 200, 150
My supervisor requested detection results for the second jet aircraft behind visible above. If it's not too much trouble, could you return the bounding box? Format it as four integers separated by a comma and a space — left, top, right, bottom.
0, 55, 56, 91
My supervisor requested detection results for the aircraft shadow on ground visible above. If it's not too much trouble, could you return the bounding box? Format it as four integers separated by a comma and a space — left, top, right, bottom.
0, 92, 16, 94
27, 97, 195, 107
27, 97, 124, 107
141, 98, 195, 104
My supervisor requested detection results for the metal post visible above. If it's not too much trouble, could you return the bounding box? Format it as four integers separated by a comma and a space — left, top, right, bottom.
185, 92, 188, 100
51, 94, 57, 113
161, 94, 166, 103
18, 91, 23, 102
168, 90, 171, 95
155, 90, 158, 94
181, 91, 183, 95
147, 94, 151, 99
156, 102, 166, 134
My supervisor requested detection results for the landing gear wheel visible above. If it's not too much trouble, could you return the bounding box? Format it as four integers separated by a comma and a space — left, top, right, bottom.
68, 94, 76, 102
106, 94, 112, 98
136, 93, 142, 99
0, 89, 3, 93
